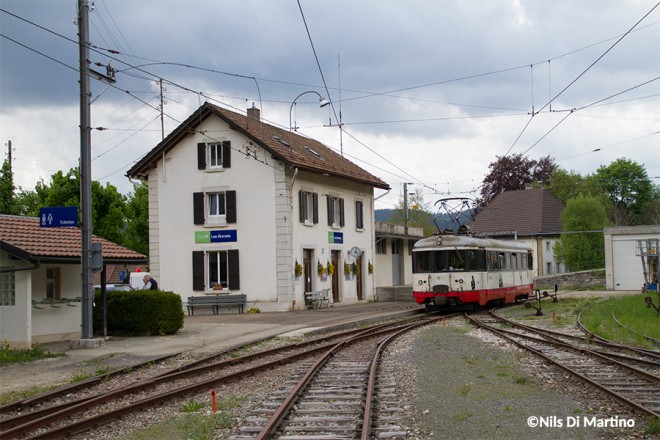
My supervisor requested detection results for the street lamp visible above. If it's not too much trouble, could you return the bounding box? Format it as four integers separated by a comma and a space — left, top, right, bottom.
289, 91, 330, 149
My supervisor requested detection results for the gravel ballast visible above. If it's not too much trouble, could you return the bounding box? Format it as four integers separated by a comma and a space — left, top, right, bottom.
387, 319, 652, 440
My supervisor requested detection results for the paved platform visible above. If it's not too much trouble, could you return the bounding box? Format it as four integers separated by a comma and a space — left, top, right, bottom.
44, 301, 422, 360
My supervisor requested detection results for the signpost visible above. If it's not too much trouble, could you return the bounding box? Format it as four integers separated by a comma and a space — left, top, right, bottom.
39, 207, 78, 228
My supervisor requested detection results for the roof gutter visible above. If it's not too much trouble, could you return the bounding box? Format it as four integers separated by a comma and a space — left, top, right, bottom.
0, 260, 40, 273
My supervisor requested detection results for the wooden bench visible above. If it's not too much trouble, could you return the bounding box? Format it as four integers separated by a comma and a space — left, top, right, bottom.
304, 290, 330, 309
186, 294, 246, 315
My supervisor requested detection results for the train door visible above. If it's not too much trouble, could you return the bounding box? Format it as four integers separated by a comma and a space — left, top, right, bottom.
331, 250, 340, 302
303, 249, 313, 293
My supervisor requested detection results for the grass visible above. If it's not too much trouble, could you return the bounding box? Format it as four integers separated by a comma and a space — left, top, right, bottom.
121, 393, 245, 440
500, 295, 659, 349
579, 294, 660, 349
0, 340, 65, 365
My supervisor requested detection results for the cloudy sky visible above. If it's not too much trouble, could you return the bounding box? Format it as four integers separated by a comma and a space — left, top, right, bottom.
1, 0, 658, 211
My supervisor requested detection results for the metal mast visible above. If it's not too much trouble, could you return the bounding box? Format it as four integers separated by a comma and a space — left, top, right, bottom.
78, 0, 93, 339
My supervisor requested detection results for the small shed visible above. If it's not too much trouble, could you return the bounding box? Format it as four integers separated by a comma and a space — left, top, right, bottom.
0, 214, 147, 347
604, 225, 660, 291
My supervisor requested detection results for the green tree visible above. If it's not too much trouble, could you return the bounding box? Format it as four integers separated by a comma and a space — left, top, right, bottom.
553, 195, 609, 271
595, 158, 654, 226
545, 168, 606, 205
123, 181, 149, 256
0, 158, 16, 214
388, 188, 435, 236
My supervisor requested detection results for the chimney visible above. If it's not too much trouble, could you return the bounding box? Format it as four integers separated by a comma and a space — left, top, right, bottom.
247, 103, 260, 121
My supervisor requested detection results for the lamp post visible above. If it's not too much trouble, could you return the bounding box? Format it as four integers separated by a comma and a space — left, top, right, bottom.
289, 91, 330, 153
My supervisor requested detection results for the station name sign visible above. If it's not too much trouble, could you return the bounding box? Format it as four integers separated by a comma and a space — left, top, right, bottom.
39, 206, 78, 228
195, 230, 238, 243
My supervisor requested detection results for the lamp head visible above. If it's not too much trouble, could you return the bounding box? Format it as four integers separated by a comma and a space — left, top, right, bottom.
319, 97, 330, 108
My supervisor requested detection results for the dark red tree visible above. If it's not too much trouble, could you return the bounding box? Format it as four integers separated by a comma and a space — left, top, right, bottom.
474, 153, 556, 212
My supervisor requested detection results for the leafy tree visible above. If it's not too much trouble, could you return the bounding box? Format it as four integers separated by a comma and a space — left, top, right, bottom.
595, 158, 654, 226
11, 168, 131, 248
475, 153, 556, 212
553, 195, 609, 271
545, 168, 605, 205
0, 158, 16, 214
123, 181, 149, 256
388, 188, 435, 236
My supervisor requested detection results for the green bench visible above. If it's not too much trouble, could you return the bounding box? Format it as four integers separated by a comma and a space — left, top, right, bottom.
304, 290, 330, 309
32, 297, 81, 308
186, 294, 246, 315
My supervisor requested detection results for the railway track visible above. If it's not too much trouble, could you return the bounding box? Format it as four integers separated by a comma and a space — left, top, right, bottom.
231, 315, 445, 439
0, 314, 436, 439
467, 313, 660, 419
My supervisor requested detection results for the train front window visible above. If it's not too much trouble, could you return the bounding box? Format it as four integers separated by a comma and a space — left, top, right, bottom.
413, 251, 431, 273
433, 251, 447, 272
447, 250, 465, 271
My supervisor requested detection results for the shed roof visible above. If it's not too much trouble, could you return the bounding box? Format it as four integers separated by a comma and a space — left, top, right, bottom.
0, 214, 147, 265
126, 102, 389, 190
470, 188, 564, 237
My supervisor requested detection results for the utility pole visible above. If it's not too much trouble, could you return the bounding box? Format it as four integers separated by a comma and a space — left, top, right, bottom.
404, 182, 410, 236
78, 0, 94, 341
158, 78, 165, 141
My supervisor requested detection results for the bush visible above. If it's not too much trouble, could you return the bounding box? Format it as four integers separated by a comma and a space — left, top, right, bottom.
93, 290, 184, 336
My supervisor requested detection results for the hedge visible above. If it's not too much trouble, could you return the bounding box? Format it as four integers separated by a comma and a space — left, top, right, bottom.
93, 290, 185, 336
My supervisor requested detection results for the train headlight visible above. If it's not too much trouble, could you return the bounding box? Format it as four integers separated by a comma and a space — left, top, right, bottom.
458, 278, 464, 284
436, 237, 443, 246
418, 279, 424, 285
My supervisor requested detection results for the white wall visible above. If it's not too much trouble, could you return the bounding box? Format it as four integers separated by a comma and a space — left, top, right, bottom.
151, 117, 279, 306
30, 264, 82, 343
0, 256, 82, 347
291, 171, 376, 306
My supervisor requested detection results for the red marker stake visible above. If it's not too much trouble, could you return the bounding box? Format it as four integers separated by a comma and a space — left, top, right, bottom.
211, 389, 217, 413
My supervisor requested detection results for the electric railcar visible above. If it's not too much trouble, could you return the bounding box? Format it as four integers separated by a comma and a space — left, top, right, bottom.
412, 234, 534, 310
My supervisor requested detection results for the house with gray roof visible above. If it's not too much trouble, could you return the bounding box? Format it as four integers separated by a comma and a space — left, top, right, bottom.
127, 103, 389, 312
469, 188, 566, 276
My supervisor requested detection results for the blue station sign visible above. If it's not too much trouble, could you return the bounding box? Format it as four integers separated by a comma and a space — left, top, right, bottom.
328, 231, 343, 244
39, 206, 78, 228
195, 230, 238, 243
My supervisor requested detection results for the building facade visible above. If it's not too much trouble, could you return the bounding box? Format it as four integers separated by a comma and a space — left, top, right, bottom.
0, 214, 146, 347
127, 103, 389, 312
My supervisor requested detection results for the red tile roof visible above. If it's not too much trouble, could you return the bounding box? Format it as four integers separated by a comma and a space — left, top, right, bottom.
470, 188, 564, 237
126, 102, 390, 190
0, 215, 147, 264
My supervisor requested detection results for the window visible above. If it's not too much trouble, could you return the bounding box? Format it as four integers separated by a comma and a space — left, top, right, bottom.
546, 241, 551, 251
193, 190, 236, 225
391, 239, 401, 255
0, 272, 15, 306
197, 141, 231, 170
208, 193, 226, 218
355, 200, 364, 229
46, 268, 60, 299
298, 190, 318, 224
192, 250, 240, 291
413, 251, 431, 273
327, 196, 345, 227
376, 238, 387, 254
546, 262, 552, 275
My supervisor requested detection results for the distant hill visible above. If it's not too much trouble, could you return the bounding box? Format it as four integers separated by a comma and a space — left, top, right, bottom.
375, 208, 475, 235
375, 209, 392, 223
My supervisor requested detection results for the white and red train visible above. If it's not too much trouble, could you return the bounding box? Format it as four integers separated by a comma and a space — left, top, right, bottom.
412, 234, 534, 310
